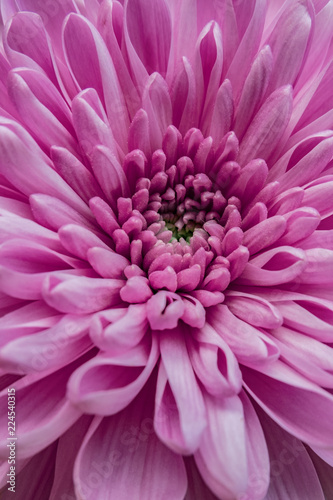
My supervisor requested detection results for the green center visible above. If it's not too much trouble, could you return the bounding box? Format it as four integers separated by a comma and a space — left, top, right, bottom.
165, 220, 200, 243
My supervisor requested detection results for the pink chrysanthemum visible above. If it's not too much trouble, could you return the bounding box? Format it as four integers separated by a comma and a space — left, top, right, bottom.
1, 0, 333, 498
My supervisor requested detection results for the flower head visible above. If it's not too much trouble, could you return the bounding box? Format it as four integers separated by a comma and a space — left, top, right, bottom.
0, 0, 333, 498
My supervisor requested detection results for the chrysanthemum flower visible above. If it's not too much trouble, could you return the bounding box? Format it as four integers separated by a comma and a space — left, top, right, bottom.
0, 0, 333, 498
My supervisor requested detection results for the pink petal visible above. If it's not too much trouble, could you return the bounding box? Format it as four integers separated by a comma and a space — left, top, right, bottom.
11, 68, 74, 132
87, 246, 129, 278
0, 361, 84, 460
90, 145, 130, 205
1, 442, 58, 500
227, 0, 266, 100
67, 336, 158, 415
155, 326, 206, 454
89, 304, 148, 353
170, 57, 196, 134
209, 79, 233, 143
207, 305, 280, 365
257, 408, 325, 500
4, 12, 57, 84
0, 201, 57, 238
298, 248, 333, 284
238, 246, 307, 287
58, 223, 110, 260
64, 13, 129, 149
234, 46, 273, 140
269, 326, 333, 387
0, 120, 91, 217
194, 393, 248, 499
11, 0, 78, 51
238, 85, 293, 165
225, 291, 283, 329
7, 70, 77, 154
125, 0, 171, 77
0, 314, 92, 374
265, 0, 313, 93
243, 360, 333, 448
128, 108, 151, 157
0, 302, 59, 348
97, 0, 140, 120
307, 447, 333, 498
71, 88, 117, 160
51, 146, 105, 203
49, 415, 94, 500
146, 290, 185, 330
188, 324, 242, 398
240, 391, 270, 500
30, 193, 95, 232
270, 133, 333, 189
242, 215, 286, 255
184, 457, 219, 500
142, 72, 172, 147
42, 274, 123, 314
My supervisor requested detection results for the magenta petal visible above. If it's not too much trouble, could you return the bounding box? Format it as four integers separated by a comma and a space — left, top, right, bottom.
0, 216, 63, 252
225, 291, 283, 329
146, 290, 185, 330
188, 324, 242, 398
49, 415, 93, 500
87, 247, 129, 278
51, 146, 105, 203
58, 223, 110, 260
0, 442, 58, 500
194, 393, 248, 499
128, 108, 152, 157
7, 70, 77, 154
30, 193, 95, 232
71, 88, 118, 160
0, 302, 59, 347
243, 360, 333, 448
67, 337, 159, 415
64, 13, 129, 150
243, 215, 286, 254
73, 382, 187, 500
90, 145, 130, 205
258, 408, 325, 500
142, 73, 172, 147
184, 457, 219, 500
209, 79, 233, 143
277, 135, 333, 192
170, 57, 196, 134
42, 274, 123, 314
89, 304, 148, 353
238, 85, 293, 165
0, 363, 83, 460
265, 0, 313, 93
226, 0, 266, 100
238, 246, 307, 287
269, 326, 333, 387
155, 326, 206, 454
0, 315, 92, 374
234, 45, 273, 140
208, 305, 280, 364
4, 12, 58, 84
0, 121, 90, 216
240, 391, 270, 500
126, 0, 171, 77
307, 448, 333, 500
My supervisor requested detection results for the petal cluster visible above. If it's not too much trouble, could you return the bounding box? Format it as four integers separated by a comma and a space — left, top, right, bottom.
0, 0, 333, 499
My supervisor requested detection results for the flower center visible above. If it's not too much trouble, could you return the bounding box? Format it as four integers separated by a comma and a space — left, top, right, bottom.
158, 171, 223, 244
89, 126, 264, 308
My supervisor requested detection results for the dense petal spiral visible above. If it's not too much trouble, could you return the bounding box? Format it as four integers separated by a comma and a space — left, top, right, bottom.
0, 0, 333, 499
